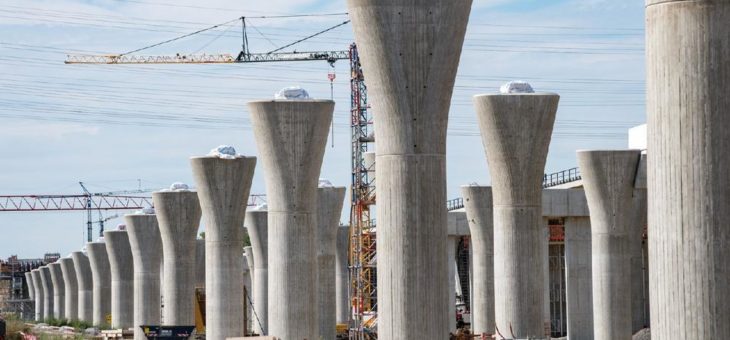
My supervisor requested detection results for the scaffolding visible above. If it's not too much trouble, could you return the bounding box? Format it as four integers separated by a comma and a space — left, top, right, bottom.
0, 255, 44, 319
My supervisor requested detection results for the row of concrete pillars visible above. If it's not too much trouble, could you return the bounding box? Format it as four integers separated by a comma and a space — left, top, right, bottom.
26, 100, 348, 340
345, 0, 729, 339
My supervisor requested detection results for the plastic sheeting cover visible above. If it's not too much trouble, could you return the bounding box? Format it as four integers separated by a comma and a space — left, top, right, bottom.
318, 178, 334, 188
499, 81, 535, 94
252, 203, 267, 211
274, 86, 311, 100
208, 145, 239, 160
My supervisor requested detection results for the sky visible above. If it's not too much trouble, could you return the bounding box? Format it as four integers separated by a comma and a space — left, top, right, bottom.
0, 0, 646, 258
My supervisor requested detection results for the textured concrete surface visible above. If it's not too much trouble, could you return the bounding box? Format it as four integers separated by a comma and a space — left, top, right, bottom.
542, 218, 550, 337
245, 210, 268, 335
192, 156, 256, 340
31, 269, 44, 321
25, 272, 35, 300
87, 242, 111, 327
71, 251, 93, 323
104, 230, 134, 329
630, 188, 648, 332
335, 225, 349, 324
461, 186, 495, 335
39, 266, 54, 319
316, 186, 346, 340
347, 1, 472, 338
473, 93, 559, 338
646, 1, 730, 338
49, 263, 65, 320
244, 246, 255, 294
195, 239, 205, 289
125, 214, 162, 340
59, 258, 78, 321
248, 99, 333, 340
577, 150, 640, 340
154, 190, 201, 326
542, 189, 589, 217
563, 217, 593, 340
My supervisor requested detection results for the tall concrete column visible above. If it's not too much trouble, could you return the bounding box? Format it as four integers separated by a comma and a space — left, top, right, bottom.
647, 1, 730, 338
48, 263, 65, 320
473, 92, 559, 337
59, 258, 78, 321
25, 272, 35, 300
542, 218, 550, 337
461, 186, 494, 335
125, 214, 162, 340
195, 239, 205, 289
105, 230, 134, 329
244, 246, 255, 295
39, 266, 54, 319
347, 1, 472, 338
248, 99, 333, 340
564, 217, 593, 340
191, 155, 256, 340
242, 256, 253, 335
334, 225, 349, 324
154, 190, 201, 326
31, 269, 44, 321
316, 186, 346, 340
630, 188, 647, 332
447, 235, 459, 334
87, 241, 111, 327
71, 251, 93, 323
245, 209, 268, 335
577, 150, 640, 340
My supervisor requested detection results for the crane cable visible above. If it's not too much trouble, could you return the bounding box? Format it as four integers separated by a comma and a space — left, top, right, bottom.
119, 17, 242, 56
266, 20, 351, 54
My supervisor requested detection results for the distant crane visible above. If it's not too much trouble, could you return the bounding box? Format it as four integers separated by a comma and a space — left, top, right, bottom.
78, 181, 154, 240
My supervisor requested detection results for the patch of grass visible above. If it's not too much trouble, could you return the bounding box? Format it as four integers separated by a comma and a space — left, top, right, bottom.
2, 313, 32, 340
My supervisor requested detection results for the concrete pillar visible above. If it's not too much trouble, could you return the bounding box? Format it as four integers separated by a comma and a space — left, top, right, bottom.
87, 241, 112, 327
447, 236, 459, 334
245, 210, 268, 335
647, 1, 730, 338
195, 239, 205, 289
316, 186, 346, 340
577, 150, 640, 340
335, 225, 349, 324
104, 230, 134, 329
347, 1, 472, 338
153, 190, 201, 326
242, 255, 253, 335
630, 188, 647, 332
31, 269, 44, 321
191, 155, 256, 340
71, 251, 93, 323
564, 217, 593, 340
48, 263, 65, 320
244, 246, 255, 295
248, 99, 333, 340
473, 93, 559, 337
39, 266, 54, 319
25, 272, 35, 300
59, 258, 78, 321
461, 186, 494, 335
125, 214, 163, 340
542, 218, 550, 337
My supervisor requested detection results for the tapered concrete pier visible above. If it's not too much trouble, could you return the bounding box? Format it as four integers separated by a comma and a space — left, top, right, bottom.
195, 239, 205, 289
25, 272, 35, 300
461, 186, 495, 335
105, 230, 134, 329
49, 263, 65, 320
59, 258, 78, 321
191, 155, 256, 340
335, 225, 349, 324
242, 255, 253, 334
244, 246, 255, 291
473, 92, 559, 337
577, 150, 640, 340
125, 213, 163, 340
87, 241, 112, 327
71, 251, 93, 323
348, 1, 472, 338
245, 209, 268, 335
316, 186, 346, 340
647, 1, 730, 337
154, 190, 202, 326
563, 217, 593, 340
248, 99, 333, 339
31, 269, 44, 321
39, 266, 54, 319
